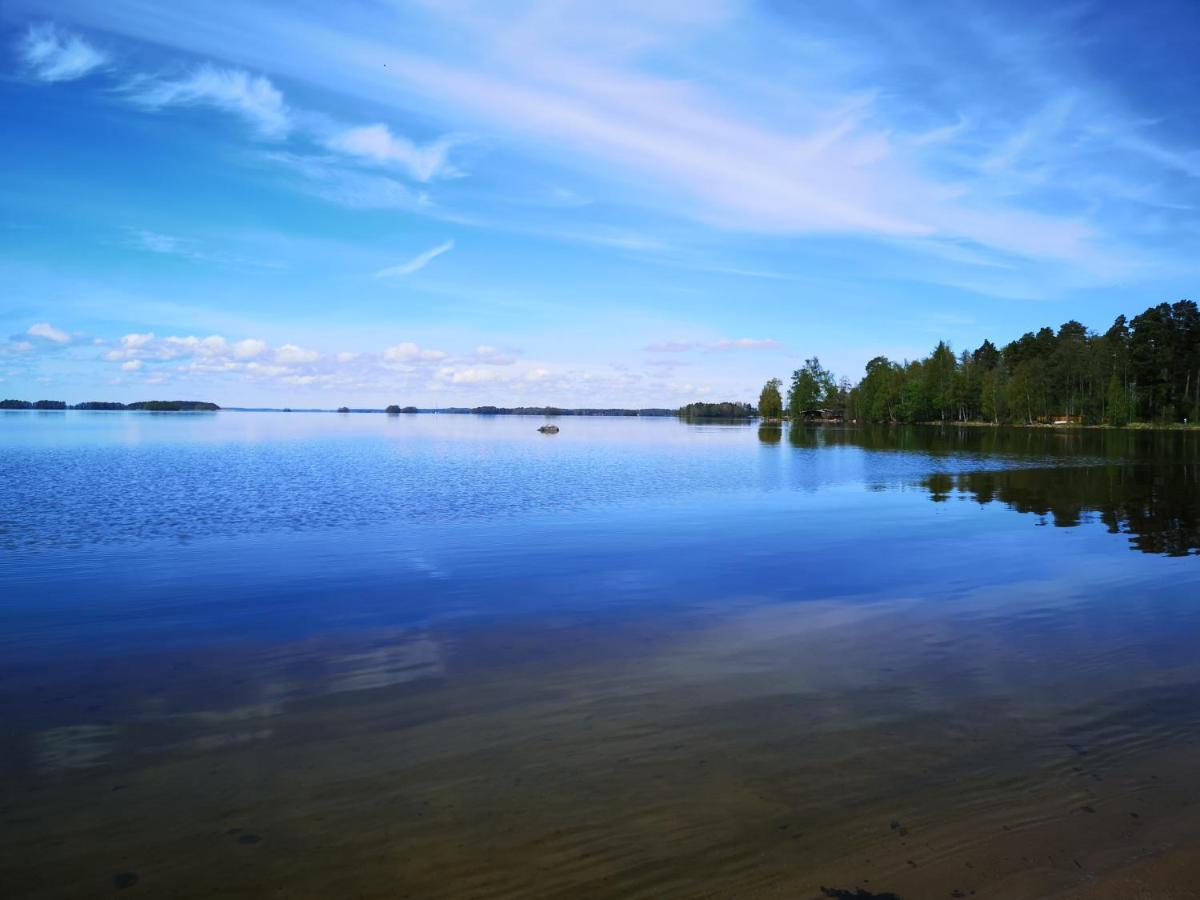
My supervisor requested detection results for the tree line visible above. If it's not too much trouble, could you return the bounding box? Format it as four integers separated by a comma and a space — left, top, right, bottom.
678, 401, 756, 419
758, 299, 1200, 426
0, 400, 219, 411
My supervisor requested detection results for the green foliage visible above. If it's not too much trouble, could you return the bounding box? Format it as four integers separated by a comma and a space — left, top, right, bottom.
833, 299, 1200, 426
787, 357, 837, 419
1106, 371, 1129, 426
679, 401, 755, 418
127, 401, 220, 411
757, 378, 783, 419
385, 405, 402, 414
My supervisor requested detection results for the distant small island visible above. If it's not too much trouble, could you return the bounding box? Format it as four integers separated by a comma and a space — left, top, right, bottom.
1, 399, 220, 411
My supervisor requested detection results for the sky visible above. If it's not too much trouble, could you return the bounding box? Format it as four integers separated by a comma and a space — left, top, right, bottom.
2, 0, 1200, 408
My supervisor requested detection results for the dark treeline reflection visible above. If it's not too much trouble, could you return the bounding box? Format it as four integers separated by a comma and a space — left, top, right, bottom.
778, 422, 1200, 462
758, 424, 782, 444
764, 424, 1200, 556
922, 465, 1200, 556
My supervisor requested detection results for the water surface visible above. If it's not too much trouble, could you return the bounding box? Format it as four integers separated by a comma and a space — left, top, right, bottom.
2, 412, 1200, 898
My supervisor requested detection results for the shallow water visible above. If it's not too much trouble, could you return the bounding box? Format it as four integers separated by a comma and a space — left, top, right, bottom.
2, 411, 1200, 898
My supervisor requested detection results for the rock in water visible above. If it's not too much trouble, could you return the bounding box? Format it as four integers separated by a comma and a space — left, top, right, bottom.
537, 425, 560, 434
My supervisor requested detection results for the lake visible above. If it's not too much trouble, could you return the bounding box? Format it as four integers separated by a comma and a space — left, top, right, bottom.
2, 411, 1199, 899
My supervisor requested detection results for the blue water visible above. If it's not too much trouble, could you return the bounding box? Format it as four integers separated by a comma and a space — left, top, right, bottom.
3, 411, 1200, 897
0, 412, 1152, 660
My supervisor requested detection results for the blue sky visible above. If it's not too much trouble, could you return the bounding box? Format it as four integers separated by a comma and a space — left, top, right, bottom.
3, 0, 1199, 407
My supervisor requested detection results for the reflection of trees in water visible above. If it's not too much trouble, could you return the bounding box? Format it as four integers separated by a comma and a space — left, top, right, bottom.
922, 465, 1200, 556
757, 425, 782, 444
782, 423, 1200, 461
765, 424, 1200, 555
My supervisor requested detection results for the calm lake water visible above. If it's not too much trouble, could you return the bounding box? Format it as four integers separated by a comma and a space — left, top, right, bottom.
2, 411, 1200, 899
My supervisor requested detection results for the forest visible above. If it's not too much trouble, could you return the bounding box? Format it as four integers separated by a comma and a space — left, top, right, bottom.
0, 400, 220, 411
762, 300, 1200, 426
678, 402, 756, 419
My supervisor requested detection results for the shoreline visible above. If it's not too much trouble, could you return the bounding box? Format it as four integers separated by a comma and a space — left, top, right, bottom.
8, 406, 1200, 431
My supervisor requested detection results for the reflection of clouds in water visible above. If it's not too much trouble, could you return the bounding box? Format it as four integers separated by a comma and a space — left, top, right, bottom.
403, 551, 448, 580
166, 729, 273, 754
26, 633, 445, 775
34, 725, 114, 774
322, 637, 444, 695
253, 633, 445, 703
189, 703, 284, 723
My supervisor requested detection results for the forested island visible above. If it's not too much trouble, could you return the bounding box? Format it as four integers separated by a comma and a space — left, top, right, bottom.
678, 402, 756, 419
0, 400, 220, 411
759, 299, 1200, 426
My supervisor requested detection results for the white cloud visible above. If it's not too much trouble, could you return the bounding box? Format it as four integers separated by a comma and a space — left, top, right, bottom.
121, 332, 155, 349
106, 332, 266, 364
383, 342, 446, 363
709, 337, 779, 351
121, 359, 143, 371
436, 365, 498, 385
18, 23, 108, 83
124, 65, 291, 139
326, 124, 458, 181
473, 345, 517, 365
122, 227, 286, 270
644, 340, 694, 353
233, 338, 267, 359
375, 240, 455, 278
131, 229, 184, 254
28, 323, 71, 343
264, 152, 431, 211
274, 343, 319, 364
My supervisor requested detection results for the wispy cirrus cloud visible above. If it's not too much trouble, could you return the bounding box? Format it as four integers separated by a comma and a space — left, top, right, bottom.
325, 124, 460, 182
24, 0, 1200, 282
17, 23, 107, 82
121, 227, 287, 270
130, 229, 185, 255
375, 240, 454, 278
123, 64, 291, 139
263, 152, 432, 210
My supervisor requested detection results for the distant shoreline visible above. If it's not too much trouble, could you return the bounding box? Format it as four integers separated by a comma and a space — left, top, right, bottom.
0, 400, 219, 412
5, 405, 1200, 430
